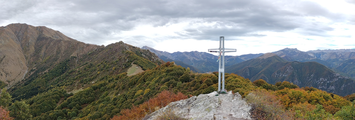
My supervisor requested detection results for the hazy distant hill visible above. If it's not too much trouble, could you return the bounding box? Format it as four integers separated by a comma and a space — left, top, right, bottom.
273, 48, 355, 79
158, 56, 201, 72
226, 53, 355, 96
142, 46, 262, 72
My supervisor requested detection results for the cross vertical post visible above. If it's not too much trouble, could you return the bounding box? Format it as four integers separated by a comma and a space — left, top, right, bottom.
208, 36, 236, 93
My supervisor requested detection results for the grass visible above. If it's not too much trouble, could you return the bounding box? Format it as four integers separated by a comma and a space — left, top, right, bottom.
127, 63, 144, 76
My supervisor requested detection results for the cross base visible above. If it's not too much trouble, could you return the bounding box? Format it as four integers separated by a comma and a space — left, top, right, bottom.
215, 90, 228, 96
218, 90, 228, 94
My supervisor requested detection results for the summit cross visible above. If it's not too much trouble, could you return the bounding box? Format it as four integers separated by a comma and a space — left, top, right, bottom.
208, 36, 236, 93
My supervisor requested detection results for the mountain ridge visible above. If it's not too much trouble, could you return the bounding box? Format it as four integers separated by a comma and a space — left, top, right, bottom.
226, 55, 355, 96
0, 23, 100, 87
142, 46, 262, 72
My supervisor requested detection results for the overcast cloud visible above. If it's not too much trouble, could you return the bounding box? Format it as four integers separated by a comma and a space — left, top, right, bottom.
1, 0, 354, 55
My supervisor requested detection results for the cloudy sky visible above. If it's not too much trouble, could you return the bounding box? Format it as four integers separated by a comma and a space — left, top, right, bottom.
1, 0, 354, 55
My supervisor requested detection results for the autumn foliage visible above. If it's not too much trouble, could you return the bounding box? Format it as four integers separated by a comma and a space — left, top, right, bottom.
0, 107, 13, 120
111, 90, 187, 120
246, 89, 294, 120
276, 88, 350, 113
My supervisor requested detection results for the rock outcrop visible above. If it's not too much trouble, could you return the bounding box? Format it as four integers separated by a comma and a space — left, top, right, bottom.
145, 91, 252, 120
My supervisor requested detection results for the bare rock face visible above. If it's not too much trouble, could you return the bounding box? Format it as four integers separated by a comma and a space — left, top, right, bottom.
146, 91, 252, 120
0, 27, 28, 86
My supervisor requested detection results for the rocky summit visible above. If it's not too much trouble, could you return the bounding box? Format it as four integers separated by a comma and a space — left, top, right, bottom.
145, 91, 252, 120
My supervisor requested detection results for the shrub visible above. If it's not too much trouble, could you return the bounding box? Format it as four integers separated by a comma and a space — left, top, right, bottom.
111, 90, 187, 120
0, 107, 13, 120
245, 90, 294, 120
334, 101, 355, 120
253, 79, 267, 87
178, 73, 190, 83
0, 88, 12, 108
305, 104, 333, 120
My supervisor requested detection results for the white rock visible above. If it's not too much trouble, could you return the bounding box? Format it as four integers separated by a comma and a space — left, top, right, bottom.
145, 91, 252, 120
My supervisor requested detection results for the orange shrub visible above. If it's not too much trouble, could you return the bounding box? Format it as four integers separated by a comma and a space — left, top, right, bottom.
0, 107, 13, 120
276, 87, 350, 114
111, 90, 187, 120
246, 89, 294, 119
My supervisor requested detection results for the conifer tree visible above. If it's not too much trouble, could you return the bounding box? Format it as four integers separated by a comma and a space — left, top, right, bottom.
9, 101, 32, 120
0, 88, 12, 108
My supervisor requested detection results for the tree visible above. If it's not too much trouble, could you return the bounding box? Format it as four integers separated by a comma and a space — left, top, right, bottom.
253, 79, 267, 87
306, 104, 333, 120
9, 101, 32, 120
179, 72, 190, 83
0, 88, 12, 108
334, 101, 355, 120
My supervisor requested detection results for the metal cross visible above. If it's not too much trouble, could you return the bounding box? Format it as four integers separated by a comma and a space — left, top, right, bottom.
208, 36, 236, 93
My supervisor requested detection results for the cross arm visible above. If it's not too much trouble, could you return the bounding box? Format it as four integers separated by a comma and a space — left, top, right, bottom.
208, 48, 237, 53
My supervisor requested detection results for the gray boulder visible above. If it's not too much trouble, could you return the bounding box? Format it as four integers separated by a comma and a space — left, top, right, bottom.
145, 91, 252, 120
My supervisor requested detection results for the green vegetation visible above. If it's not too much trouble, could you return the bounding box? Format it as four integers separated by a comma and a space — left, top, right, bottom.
0, 81, 6, 89
3, 42, 355, 120
336, 59, 355, 78
227, 55, 355, 96
334, 101, 355, 119
9, 101, 32, 120
11, 58, 72, 101
3, 60, 355, 119
0, 88, 12, 108
5, 61, 256, 119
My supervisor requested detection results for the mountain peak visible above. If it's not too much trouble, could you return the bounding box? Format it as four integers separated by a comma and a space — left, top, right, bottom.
257, 53, 277, 59
142, 46, 153, 50
6, 23, 74, 41
282, 48, 298, 50
276, 48, 302, 53
0, 23, 99, 87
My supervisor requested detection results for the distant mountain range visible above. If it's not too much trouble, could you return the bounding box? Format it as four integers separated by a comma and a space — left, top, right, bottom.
143, 46, 355, 96
273, 48, 355, 78
142, 46, 262, 73
226, 53, 355, 96
143, 47, 355, 78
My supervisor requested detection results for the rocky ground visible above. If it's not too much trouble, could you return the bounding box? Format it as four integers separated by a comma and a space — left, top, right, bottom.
145, 91, 252, 120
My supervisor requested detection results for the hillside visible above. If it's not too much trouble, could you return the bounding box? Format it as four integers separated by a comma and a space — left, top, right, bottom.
335, 59, 355, 78
6, 61, 350, 120
0, 23, 99, 88
108, 63, 352, 120
159, 56, 201, 72
274, 48, 355, 79
9, 41, 162, 101
226, 54, 355, 96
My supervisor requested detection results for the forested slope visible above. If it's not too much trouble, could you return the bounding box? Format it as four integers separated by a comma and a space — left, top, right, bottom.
1, 61, 354, 119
